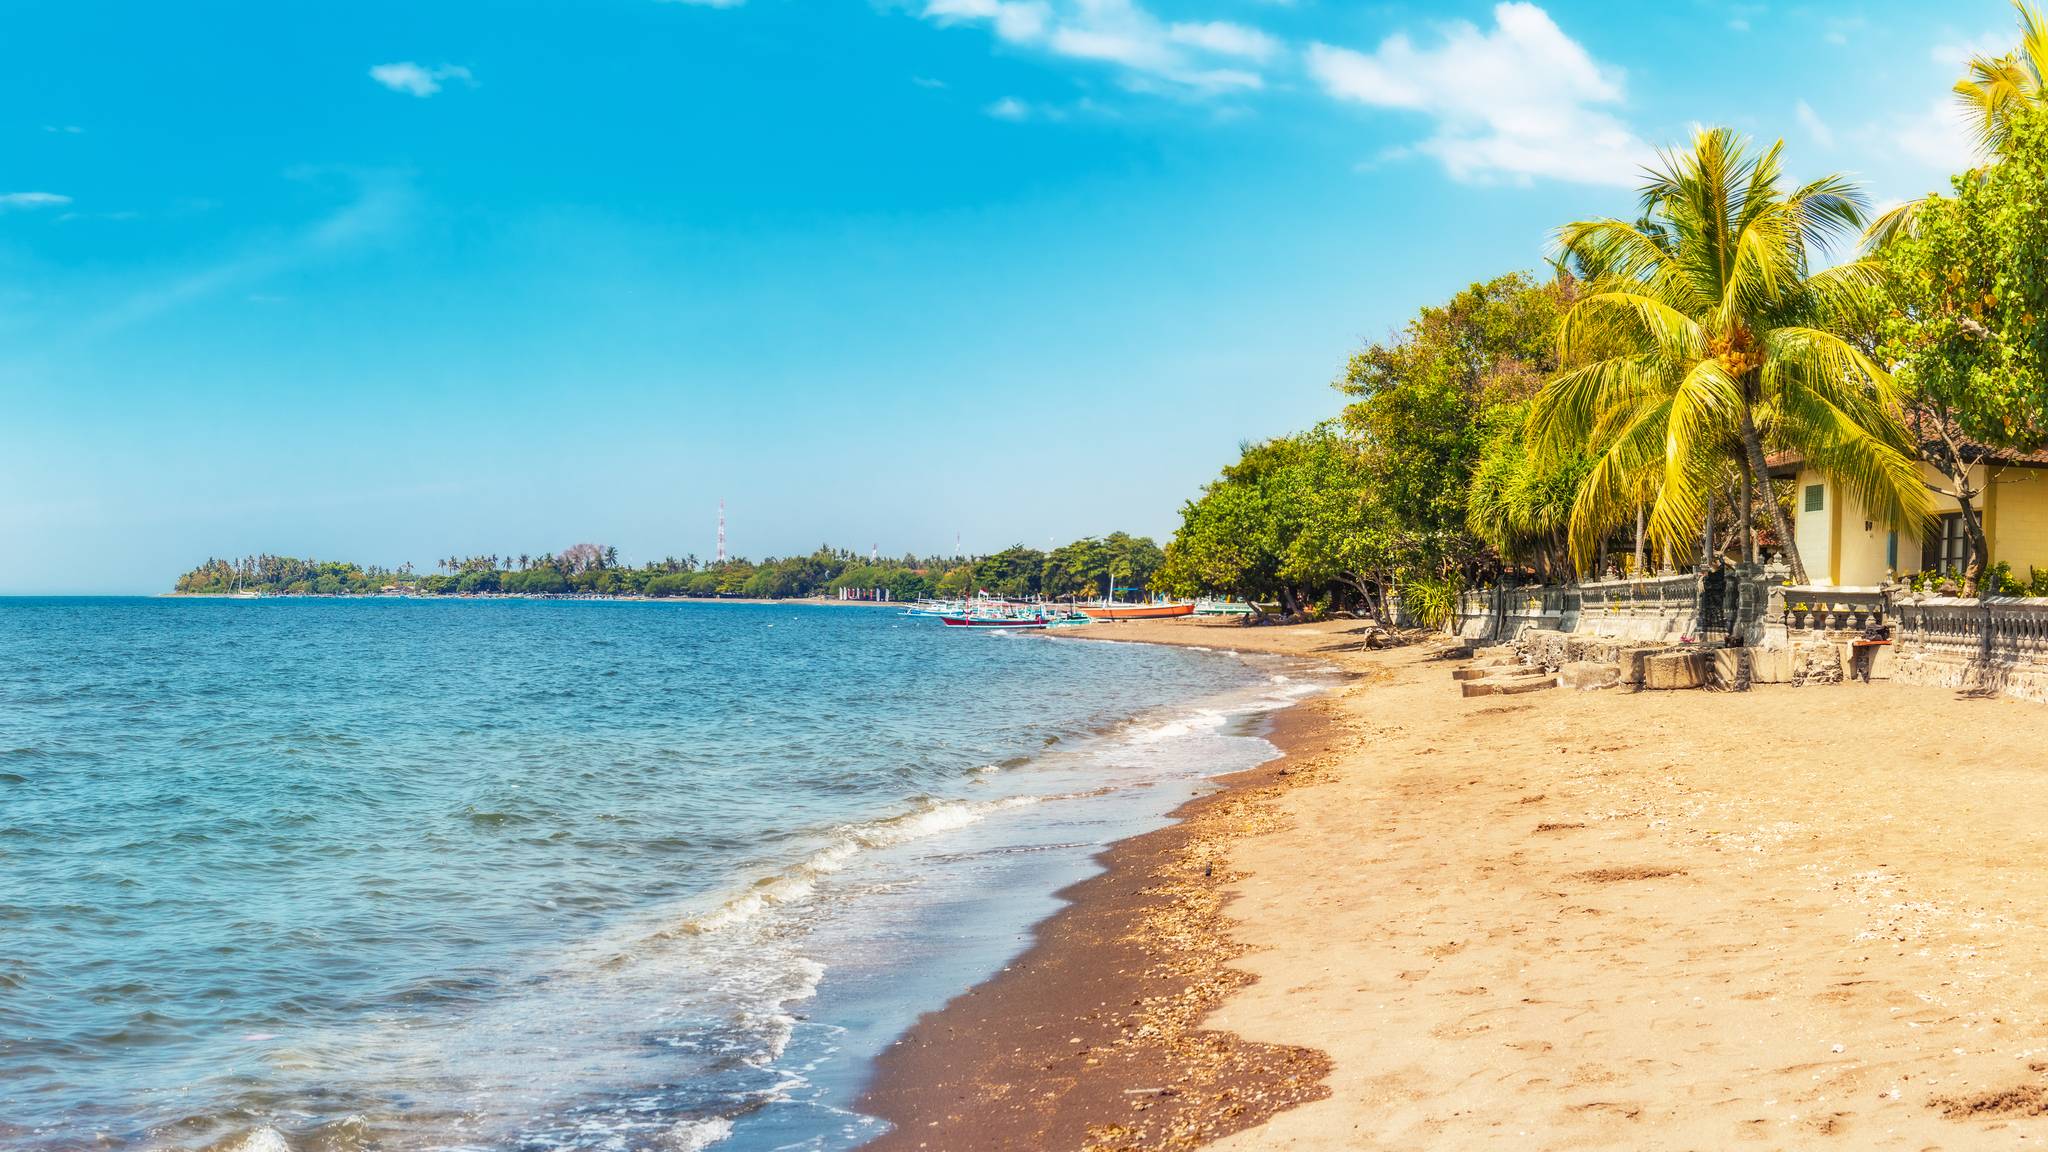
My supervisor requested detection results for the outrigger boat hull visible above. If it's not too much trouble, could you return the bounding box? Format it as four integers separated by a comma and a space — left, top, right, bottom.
940, 616, 1051, 629
1076, 603, 1196, 621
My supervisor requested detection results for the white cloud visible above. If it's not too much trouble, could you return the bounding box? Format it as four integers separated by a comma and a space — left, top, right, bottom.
985, 96, 1031, 120
925, 0, 1052, 44
1166, 21, 1279, 63
1306, 2, 1651, 187
1894, 97, 1977, 174
368, 61, 475, 98
1796, 100, 1835, 149
0, 192, 72, 210
1931, 31, 2012, 73
920, 0, 1272, 93
1822, 15, 1867, 46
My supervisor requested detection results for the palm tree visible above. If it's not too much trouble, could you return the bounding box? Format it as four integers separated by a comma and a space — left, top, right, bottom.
1529, 127, 1929, 584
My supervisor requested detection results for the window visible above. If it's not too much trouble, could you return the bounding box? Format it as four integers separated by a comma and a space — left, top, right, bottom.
1803, 484, 1825, 512
1887, 531, 1898, 572
1921, 512, 1974, 575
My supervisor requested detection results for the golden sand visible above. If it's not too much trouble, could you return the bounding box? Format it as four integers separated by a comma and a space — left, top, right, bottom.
1080, 617, 2048, 1150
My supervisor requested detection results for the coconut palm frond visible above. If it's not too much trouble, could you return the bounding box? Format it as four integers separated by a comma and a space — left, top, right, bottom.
1800, 259, 1889, 330
1774, 385, 1933, 532
1527, 353, 1666, 457
1862, 196, 1935, 249
1566, 395, 1669, 570
1644, 358, 1740, 550
1766, 326, 1910, 427
1555, 219, 1674, 287
1559, 291, 1703, 367
1953, 2, 2048, 156
1783, 171, 1870, 254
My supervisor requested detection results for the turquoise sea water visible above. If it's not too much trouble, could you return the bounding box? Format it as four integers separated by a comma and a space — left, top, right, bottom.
0, 598, 1321, 1151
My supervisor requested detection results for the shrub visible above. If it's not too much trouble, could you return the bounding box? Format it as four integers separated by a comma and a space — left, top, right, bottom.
1401, 576, 1461, 630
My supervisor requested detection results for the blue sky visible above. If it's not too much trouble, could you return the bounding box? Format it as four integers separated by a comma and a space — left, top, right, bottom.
0, 0, 2016, 592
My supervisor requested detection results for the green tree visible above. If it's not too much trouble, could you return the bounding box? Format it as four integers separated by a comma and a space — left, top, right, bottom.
1878, 106, 2048, 594
1159, 427, 1390, 617
1339, 272, 1570, 583
1467, 400, 1594, 577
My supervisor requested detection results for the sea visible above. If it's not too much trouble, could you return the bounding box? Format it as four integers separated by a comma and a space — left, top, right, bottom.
0, 597, 1325, 1152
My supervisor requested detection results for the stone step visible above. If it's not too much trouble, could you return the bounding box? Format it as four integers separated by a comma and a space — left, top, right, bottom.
1643, 651, 1708, 690
1460, 674, 1559, 698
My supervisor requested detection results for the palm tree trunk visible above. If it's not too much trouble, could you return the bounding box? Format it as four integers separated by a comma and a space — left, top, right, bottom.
1739, 409, 1805, 583
1633, 504, 1646, 576
1700, 487, 1714, 569
1738, 462, 1754, 565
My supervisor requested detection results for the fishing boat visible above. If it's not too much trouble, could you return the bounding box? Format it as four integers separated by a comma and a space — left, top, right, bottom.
1075, 601, 1195, 621
940, 613, 1051, 630
902, 598, 965, 618
1194, 597, 1255, 616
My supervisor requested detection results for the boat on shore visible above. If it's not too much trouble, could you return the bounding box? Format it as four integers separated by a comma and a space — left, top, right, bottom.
1075, 601, 1195, 621
940, 613, 1052, 629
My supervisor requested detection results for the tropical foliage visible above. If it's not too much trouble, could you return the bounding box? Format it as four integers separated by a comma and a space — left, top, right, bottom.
1877, 105, 2048, 593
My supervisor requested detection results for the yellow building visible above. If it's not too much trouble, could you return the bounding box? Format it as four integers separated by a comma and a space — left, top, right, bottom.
1772, 449, 2048, 587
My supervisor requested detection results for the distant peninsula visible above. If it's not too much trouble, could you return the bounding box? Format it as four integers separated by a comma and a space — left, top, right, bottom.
172, 534, 1165, 602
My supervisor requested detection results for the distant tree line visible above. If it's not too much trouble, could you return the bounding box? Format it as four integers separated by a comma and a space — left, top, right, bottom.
171, 533, 1165, 601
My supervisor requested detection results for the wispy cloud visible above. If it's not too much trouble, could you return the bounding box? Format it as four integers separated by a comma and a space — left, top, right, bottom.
1795, 100, 1835, 149
1893, 97, 1976, 175
368, 61, 476, 98
919, 0, 1269, 93
1166, 20, 1279, 63
1822, 15, 1867, 46
1931, 31, 2011, 70
0, 192, 73, 211
41, 124, 84, 134
82, 170, 414, 338
1306, 3, 1651, 187
985, 96, 1032, 121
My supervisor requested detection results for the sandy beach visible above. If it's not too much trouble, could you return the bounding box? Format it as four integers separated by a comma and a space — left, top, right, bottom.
865, 616, 2048, 1150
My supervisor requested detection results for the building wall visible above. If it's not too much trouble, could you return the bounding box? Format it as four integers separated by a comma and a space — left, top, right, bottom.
1989, 466, 2048, 578
1793, 464, 1954, 587
1792, 462, 2048, 586
1792, 469, 1836, 581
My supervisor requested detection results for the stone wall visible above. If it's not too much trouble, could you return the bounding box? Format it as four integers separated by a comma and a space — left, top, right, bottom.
1461, 579, 2048, 703
1888, 596, 2048, 703
1451, 574, 1702, 645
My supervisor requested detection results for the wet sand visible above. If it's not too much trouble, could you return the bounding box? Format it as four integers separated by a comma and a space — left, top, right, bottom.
858, 680, 1339, 1151
865, 615, 2048, 1150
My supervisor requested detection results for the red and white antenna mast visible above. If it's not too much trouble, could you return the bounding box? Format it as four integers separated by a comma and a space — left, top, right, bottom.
716, 499, 726, 564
